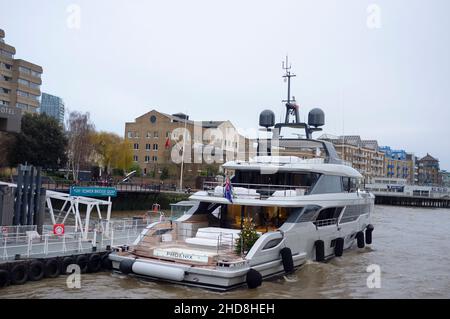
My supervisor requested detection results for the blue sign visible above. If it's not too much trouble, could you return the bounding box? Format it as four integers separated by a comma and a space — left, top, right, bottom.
70, 186, 117, 198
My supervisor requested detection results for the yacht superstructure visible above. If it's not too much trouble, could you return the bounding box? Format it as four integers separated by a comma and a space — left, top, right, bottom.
109, 60, 375, 290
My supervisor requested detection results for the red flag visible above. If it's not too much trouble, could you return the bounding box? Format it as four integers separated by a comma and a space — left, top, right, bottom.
165, 137, 171, 149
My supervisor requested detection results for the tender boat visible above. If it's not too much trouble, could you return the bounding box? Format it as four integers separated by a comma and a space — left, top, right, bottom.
109, 62, 375, 290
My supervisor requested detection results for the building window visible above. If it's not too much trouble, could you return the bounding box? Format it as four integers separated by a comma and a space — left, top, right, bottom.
127, 131, 133, 138
154, 131, 159, 138
0, 49, 13, 59
16, 103, 29, 110
144, 155, 150, 163
146, 131, 152, 138
18, 78, 29, 86
133, 155, 138, 162
152, 156, 158, 162
19, 66, 31, 74
135, 131, 140, 138
146, 144, 151, 151
153, 144, 158, 151
133, 143, 139, 150
31, 70, 41, 78
150, 115, 157, 123
29, 82, 40, 90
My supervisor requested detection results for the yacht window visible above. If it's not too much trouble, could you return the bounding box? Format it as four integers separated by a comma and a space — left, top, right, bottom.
315, 207, 343, 221
221, 205, 290, 232
311, 175, 343, 194
340, 204, 371, 223
234, 170, 319, 191
342, 177, 358, 192
297, 205, 320, 222
262, 238, 283, 250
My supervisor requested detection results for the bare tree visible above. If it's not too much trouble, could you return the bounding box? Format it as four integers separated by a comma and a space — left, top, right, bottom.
66, 111, 95, 182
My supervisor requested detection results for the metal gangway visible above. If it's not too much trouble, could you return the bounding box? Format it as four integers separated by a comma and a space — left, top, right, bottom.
0, 181, 112, 239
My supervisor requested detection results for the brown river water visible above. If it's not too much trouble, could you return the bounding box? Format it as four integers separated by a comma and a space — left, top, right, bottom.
1, 205, 450, 299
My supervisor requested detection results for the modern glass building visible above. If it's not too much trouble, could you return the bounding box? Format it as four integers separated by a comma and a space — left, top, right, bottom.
39, 92, 65, 126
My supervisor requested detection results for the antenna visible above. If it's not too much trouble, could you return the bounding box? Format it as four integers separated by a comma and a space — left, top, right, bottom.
282, 55, 299, 124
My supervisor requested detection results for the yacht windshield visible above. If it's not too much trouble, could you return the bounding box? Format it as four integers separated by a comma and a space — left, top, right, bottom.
233, 170, 320, 190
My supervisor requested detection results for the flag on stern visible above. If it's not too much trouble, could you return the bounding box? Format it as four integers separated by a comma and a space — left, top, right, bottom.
224, 177, 233, 203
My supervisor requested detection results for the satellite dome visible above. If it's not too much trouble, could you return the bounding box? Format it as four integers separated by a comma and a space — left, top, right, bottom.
308, 108, 325, 127
259, 110, 275, 128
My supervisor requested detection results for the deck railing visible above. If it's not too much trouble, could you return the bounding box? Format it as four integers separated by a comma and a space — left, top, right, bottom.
313, 218, 338, 228
203, 181, 310, 199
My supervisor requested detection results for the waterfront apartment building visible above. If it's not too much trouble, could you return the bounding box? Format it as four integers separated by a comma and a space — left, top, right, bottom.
125, 109, 253, 182
379, 146, 415, 185
318, 135, 385, 182
40, 93, 65, 126
0, 29, 43, 116
417, 154, 441, 186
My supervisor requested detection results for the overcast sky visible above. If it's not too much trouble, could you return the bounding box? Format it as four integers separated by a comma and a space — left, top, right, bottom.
1, 0, 449, 169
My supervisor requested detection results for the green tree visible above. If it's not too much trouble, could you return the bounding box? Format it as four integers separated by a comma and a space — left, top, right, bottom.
9, 113, 68, 169
235, 218, 261, 255
129, 162, 142, 176
160, 167, 169, 180
91, 131, 133, 174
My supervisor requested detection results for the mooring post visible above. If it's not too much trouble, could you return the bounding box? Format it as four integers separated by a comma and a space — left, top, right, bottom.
14, 165, 23, 225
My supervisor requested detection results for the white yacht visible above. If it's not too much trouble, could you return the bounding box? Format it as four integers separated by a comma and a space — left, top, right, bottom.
109, 63, 375, 290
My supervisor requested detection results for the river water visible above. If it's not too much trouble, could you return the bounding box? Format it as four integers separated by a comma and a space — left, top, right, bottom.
1, 205, 450, 299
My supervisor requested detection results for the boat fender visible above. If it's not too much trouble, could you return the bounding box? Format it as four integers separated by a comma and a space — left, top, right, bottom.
356, 231, 365, 248
365, 224, 374, 245
28, 260, 45, 281
0, 269, 10, 288
62, 256, 75, 274
119, 259, 135, 274
315, 240, 325, 262
10, 263, 28, 285
76, 255, 89, 274
87, 254, 102, 273
101, 253, 113, 270
280, 247, 294, 273
132, 262, 185, 281
44, 259, 60, 278
335, 238, 344, 257
246, 268, 262, 289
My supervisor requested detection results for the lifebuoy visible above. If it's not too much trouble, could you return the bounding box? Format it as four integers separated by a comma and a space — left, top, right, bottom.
365, 224, 374, 245
87, 254, 102, 273
62, 256, 75, 274
246, 269, 262, 289
44, 259, 60, 278
101, 253, 112, 270
0, 269, 10, 288
10, 263, 28, 285
280, 247, 294, 273
28, 261, 45, 281
356, 231, 365, 248
315, 240, 325, 262
76, 255, 88, 273
335, 238, 344, 257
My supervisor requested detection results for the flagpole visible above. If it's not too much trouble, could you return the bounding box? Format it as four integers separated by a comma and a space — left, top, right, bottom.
179, 113, 188, 192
